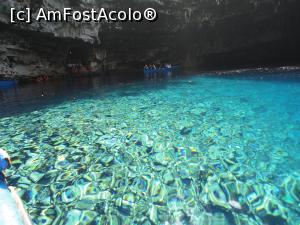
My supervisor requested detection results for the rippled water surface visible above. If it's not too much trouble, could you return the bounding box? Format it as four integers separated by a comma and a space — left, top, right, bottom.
0, 70, 300, 225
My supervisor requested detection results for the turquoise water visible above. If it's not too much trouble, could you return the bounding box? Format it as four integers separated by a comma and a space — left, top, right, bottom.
0, 70, 300, 224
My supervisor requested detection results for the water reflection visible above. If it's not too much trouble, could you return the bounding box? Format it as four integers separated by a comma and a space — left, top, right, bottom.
0, 74, 144, 117
1, 67, 300, 118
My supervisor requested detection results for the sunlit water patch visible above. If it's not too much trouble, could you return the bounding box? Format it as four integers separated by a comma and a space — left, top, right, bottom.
0, 70, 300, 225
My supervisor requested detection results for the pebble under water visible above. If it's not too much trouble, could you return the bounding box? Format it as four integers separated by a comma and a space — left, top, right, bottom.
0, 69, 300, 225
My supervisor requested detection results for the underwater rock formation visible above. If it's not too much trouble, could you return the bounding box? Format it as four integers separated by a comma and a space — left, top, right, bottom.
1, 73, 300, 224
0, 0, 300, 78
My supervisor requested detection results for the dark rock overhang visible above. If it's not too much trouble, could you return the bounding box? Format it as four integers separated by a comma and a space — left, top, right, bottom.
0, 0, 300, 79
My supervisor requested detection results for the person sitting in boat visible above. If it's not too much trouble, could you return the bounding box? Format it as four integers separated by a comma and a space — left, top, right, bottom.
42, 74, 49, 81
144, 65, 149, 72
165, 63, 172, 69
36, 74, 49, 83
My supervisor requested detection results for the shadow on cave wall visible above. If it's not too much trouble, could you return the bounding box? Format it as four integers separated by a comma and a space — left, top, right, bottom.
99, 0, 300, 71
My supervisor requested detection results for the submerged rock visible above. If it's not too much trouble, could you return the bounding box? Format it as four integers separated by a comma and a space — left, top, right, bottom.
163, 170, 175, 185
61, 186, 81, 203
109, 214, 121, 225
122, 193, 135, 206
64, 210, 81, 225
75, 196, 97, 210
281, 175, 300, 204
228, 200, 242, 210
98, 191, 112, 201
149, 205, 158, 224
198, 212, 230, 225
29, 172, 44, 183
180, 127, 193, 135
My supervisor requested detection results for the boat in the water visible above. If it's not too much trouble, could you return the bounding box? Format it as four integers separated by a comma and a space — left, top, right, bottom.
0, 80, 17, 90
0, 149, 32, 225
144, 65, 179, 75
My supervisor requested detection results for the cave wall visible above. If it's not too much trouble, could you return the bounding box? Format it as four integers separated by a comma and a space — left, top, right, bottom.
0, 0, 300, 79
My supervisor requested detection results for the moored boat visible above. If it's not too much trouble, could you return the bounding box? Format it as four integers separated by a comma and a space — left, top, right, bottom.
0, 80, 17, 90
144, 65, 179, 75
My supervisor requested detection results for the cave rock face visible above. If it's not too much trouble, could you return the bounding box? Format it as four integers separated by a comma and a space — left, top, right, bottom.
0, 0, 300, 78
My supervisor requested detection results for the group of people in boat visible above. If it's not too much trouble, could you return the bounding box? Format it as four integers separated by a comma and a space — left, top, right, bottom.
144, 63, 172, 73
36, 74, 49, 83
